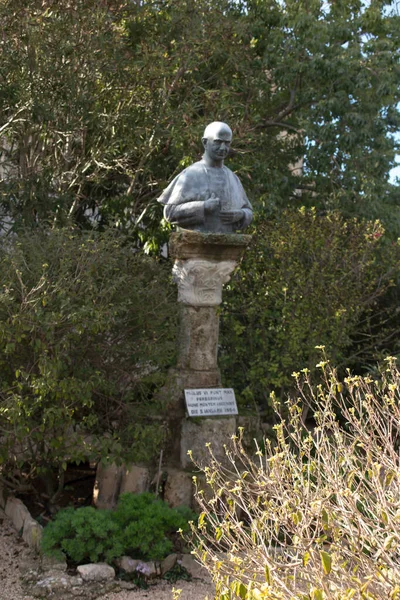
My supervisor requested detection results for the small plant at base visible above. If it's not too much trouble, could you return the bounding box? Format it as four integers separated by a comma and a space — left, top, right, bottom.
42, 492, 196, 564
163, 563, 192, 584
41, 506, 123, 564
111, 493, 196, 561
118, 569, 149, 589
188, 357, 400, 599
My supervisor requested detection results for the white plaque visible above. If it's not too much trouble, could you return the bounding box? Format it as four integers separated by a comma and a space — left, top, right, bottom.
184, 388, 238, 417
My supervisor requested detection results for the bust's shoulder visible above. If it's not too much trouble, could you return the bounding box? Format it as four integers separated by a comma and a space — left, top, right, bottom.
183, 160, 207, 174
222, 165, 242, 182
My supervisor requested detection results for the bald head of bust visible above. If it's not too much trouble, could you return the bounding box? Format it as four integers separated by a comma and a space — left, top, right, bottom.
203, 121, 232, 140
202, 122, 232, 167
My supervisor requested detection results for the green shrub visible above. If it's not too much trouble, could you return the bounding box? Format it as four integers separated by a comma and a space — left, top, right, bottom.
189, 356, 400, 599
42, 492, 195, 563
0, 228, 177, 500
112, 493, 195, 560
41, 506, 123, 564
221, 208, 400, 412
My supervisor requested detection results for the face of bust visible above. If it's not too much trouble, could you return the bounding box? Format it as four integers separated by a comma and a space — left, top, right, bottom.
203, 128, 232, 164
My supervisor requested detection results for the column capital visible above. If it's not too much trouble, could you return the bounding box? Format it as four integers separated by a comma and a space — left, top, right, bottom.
173, 258, 237, 306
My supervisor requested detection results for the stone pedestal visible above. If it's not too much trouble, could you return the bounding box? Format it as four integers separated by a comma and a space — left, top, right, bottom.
161, 230, 251, 470
91, 232, 252, 509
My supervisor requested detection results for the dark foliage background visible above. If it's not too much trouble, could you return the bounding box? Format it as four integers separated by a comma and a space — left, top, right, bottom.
0, 0, 399, 497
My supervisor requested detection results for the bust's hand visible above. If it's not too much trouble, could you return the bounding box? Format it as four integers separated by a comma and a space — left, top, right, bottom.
204, 194, 220, 215
220, 210, 244, 224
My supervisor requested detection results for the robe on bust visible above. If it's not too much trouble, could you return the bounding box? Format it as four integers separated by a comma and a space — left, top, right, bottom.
158, 159, 253, 233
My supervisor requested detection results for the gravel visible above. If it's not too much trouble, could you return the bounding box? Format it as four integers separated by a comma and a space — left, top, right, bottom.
0, 509, 35, 600
0, 509, 214, 600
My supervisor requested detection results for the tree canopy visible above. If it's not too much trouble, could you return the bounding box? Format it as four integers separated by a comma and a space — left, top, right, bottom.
1, 0, 399, 242
0, 0, 399, 498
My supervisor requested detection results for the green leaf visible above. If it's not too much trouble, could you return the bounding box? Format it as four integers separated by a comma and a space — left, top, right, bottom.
320, 550, 332, 575
265, 564, 271, 585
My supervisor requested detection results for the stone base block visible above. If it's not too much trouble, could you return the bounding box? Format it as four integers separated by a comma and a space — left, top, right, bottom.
180, 417, 236, 469
5, 497, 31, 533
158, 368, 222, 417
93, 463, 123, 509
22, 516, 43, 551
177, 306, 219, 370
170, 230, 252, 262
77, 563, 116, 582
161, 553, 178, 576
178, 554, 209, 580
164, 469, 193, 508
120, 465, 150, 495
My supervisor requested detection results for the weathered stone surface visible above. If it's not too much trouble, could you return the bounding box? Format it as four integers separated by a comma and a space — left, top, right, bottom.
180, 417, 237, 469
168, 368, 222, 394
30, 571, 119, 599
158, 368, 222, 420
5, 496, 30, 533
173, 259, 237, 306
22, 515, 42, 551
32, 573, 83, 597
93, 463, 123, 509
169, 230, 252, 262
161, 553, 178, 575
77, 563, 115, 582
41, 554, 68, 572
120, 465, 150, 495
178, 554, 209, 579
115, 556, 141, 574
177, 306, 219, 371
164, 470, 193, 508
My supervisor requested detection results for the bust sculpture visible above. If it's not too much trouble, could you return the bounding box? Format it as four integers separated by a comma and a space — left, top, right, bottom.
158, 122, 253, 233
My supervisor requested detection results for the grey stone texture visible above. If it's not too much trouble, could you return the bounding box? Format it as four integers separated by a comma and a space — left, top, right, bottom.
119, 465, 150, 495
5, 496, 31, 533
177, 305, 220, 371
160, 553, 178, 575
135, 560, 160, 579
77, 563, 116, 582
115, 556, 141, 574
157, 230, 251, 428
178, 554, 209, 579
158, 368, 222, 421
180, 416, 237, 469
22, 515, 42, 551
173, 259, 237, 306
32, 573, 83, 597
164, 469, 193, 508
169, 229, 252, 262
93, 462, 123, 509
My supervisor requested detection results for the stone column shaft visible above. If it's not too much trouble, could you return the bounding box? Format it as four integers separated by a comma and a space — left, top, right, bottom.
177, 305, 219, 372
